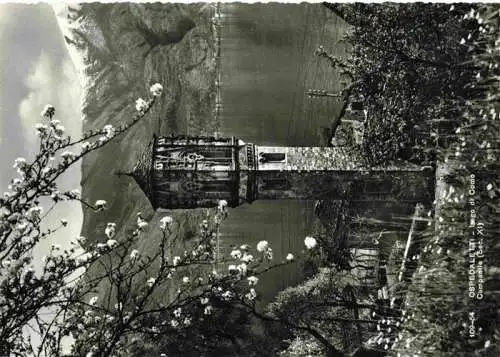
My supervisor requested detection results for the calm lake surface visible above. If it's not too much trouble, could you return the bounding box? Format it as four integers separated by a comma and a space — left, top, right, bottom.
218, 4, 348, 301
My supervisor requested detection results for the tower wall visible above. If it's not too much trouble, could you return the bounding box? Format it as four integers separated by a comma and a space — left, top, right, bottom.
246, 145, 435, 204
252, 170, 435, 204
129, 136, 435, 209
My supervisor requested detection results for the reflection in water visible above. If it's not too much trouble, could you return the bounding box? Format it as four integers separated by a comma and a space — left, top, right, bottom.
218, 3, 348, 301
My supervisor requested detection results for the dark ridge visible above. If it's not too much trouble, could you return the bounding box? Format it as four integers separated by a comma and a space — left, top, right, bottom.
137, 17, 196, 50
322, 2, 349, 23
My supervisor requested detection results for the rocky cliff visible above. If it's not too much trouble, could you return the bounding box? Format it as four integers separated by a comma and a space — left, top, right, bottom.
53, 3, 219, 247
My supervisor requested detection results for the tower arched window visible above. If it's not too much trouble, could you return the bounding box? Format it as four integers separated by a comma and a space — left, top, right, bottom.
258, 152, 286, 164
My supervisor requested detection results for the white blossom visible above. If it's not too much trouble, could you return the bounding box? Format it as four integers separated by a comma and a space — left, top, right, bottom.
21, 235, 33, 245
245, 288, 257, 301
13, 157, 27, 170
54, 124, 65, 137
173, 256, 181, 266
89, 296, 98, 306
135, 98, 148, 113
230, 249, 242, 260
130, 249, 139, 260
10, 178, 24, 191
137, 217, 148, 230
77, 252, 92, 264
35, 123, 49, 137
16, 221, 29, 233
173, 307, 182, 318
304, 236, 317, 250
0, 207, 10, 219
41, 104, 55, 118
106, 239, 118, 249
286, 253, 294, 261
247, 276, 259, 286
149, 83, 163, 97
27, 206, 43, 220
81, 142, 92, 151
221, 291, 233, 301
200, 297, 209, 305
69, 189, 81, 198
237, 263, 248, 276
95, 200, 107, 210
160, 215, 173, 230
103, 124, 115, 139
147, 277, 156, 287
105, 223, 116, 239
61, 151, 76, 161
182, 276, 190, 284
183, 317, 191, 326
218, 199, 228, 210
241, 253, 254, 263
228, 264, 238, 274
204, 305, 213, 315
170, 319, 179, 328
2, 259, 11, 268
256, 240, 269, 252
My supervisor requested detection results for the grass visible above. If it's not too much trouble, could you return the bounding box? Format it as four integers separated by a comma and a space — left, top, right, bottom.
308, 4, 499, 356
386, 5, 500, 356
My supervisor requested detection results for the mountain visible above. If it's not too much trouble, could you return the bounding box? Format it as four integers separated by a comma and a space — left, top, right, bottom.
53, 3, 352, 306
53, 3, 219, 249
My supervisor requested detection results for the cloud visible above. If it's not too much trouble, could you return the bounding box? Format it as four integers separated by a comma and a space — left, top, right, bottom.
0, 6, 14, 144
0, 5, 15, 29
18, 49, 84, 269
18, 51, 82, 148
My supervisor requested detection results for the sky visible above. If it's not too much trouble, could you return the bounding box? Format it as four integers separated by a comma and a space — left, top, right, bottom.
0, 3, 83, 264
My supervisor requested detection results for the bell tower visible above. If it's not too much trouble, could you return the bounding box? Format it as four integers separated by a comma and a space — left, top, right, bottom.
122, 135, 435, 209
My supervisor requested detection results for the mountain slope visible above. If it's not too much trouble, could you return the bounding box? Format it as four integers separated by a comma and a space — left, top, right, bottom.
53, 3, 218, 245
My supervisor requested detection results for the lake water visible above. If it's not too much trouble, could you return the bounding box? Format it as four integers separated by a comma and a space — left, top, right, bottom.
218, 3, 348, 301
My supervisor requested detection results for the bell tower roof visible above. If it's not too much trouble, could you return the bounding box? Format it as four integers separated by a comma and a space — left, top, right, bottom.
117, 135, 245, 209
117, 137, 156, 208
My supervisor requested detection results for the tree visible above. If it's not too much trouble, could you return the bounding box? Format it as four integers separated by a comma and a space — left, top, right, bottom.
320, 3, 483, 164
263, 267, 404, 357
0, 85, 161, 355
0, 84, 298, 357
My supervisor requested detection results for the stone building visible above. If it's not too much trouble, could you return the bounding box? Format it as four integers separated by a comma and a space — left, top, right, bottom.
120, 135, 435, 209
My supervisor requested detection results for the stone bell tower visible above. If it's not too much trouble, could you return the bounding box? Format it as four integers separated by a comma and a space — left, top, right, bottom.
120, 135, 435, 209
